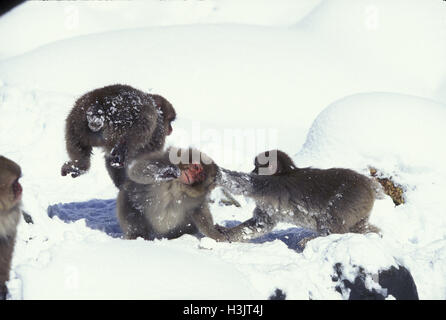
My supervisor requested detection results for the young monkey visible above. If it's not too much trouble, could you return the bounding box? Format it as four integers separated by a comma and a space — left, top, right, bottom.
61, 84, 176, 188
217, 150, 381, 242
116, 148, 228, 241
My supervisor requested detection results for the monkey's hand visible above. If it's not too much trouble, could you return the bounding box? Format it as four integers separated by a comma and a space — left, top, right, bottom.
152, 165, 181, 181
214, 224, 232, 242
61, 161, 88, 178
215, 167, 254, 196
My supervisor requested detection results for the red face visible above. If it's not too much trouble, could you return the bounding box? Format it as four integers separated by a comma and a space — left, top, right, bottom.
12, 178, 22, 201
179, 163, 205, 185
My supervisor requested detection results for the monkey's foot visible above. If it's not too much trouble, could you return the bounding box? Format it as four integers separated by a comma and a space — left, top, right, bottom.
109, 157, 124, 168
110, 143, 127, 168
61, 161, 87, 178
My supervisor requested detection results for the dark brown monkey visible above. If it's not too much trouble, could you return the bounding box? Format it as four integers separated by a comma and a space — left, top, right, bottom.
61, 84, 176, 187
0, 156, 23, 300
217, 150, 381, 242
116, 148, 227, 241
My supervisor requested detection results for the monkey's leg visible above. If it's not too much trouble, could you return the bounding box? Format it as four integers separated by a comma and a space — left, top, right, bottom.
190, 206, 230, 242
105, 156, 127, 188
327, 185, 376, 235
217, 208, 276, 242
349, 218, 381, 235
109, 139, 128, 169
0, 238, 14, 300
116, 192, 150, 239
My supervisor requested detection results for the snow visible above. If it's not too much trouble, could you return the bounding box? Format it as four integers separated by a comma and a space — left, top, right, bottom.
1, 0, 446, 299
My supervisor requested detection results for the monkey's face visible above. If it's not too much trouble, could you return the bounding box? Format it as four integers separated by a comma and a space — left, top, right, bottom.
252, 150, 297, 176
152, 95, 176, 136
179, 163, 206, 186
0, 156, 23, 212
252, 151, 279, 175
165, 115, 175, 136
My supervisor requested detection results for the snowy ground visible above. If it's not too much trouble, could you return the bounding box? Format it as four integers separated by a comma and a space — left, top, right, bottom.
1, 0, 446, 299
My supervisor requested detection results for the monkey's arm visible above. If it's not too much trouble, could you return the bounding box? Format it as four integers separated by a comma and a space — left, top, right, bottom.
127, 156, 180, 185
190, 206, 230, 242
0, 237, 14, 300
217, 168, 263, 197
61, 121, 93, 177
215, 208, 276, 242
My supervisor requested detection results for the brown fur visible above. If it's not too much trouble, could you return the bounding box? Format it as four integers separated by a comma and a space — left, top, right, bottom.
61, 84, 176, 188
116, 148, 227, 241
217, 150, 380, 242
0, 156, 22, 300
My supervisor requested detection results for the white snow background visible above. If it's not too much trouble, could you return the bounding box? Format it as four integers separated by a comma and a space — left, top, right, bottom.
1, 0, 446, 299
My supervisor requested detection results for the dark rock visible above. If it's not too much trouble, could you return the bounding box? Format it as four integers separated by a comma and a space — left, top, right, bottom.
269, 288, 287, 300
333, 263, 418, 300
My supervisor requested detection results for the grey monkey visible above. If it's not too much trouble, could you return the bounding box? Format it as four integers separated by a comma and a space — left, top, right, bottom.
0, 156, 23, 300
61, 84, 176, 188
116, 148, 228, 241
217, 150, 381, 242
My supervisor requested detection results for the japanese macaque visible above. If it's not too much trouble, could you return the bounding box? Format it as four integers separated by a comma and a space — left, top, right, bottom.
61, 84, 176, 188
0, 156, 22, 300
116, 148, 228, 241
217, 150, 381, 242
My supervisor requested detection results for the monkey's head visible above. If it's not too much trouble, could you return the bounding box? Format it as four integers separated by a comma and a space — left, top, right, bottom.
0, 156, 23, 213
174, 148, 217, 195
152, 94, 176, 136
252, 150, 297, 176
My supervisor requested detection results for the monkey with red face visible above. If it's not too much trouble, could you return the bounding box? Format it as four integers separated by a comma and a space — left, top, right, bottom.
117, 148, 227, 241
0, 156, 23, 300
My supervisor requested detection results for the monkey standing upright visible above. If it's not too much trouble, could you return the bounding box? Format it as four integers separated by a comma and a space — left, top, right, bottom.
0, 156, 23, 300
61, 84, 176, 187
116, 148, 228, 241
216, 150, 381, 242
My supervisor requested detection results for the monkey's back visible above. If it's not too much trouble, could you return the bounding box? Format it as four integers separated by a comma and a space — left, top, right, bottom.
69, 84, 159, 151
254, 167, 376, 232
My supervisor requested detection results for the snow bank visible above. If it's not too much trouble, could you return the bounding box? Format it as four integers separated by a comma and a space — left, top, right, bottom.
1, 0, 445, 157
294, 92, 446, 298
0, 0, 321, 59
297, 92, 446, 171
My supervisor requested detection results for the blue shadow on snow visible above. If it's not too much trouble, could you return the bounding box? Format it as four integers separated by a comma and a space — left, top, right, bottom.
48, 199, 316, 251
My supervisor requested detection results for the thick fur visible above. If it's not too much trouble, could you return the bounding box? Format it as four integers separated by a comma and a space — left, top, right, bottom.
0, 156, 22, 300
62, 84, 176, 188
117, 148, 226, 241
217, 150, 379, 242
